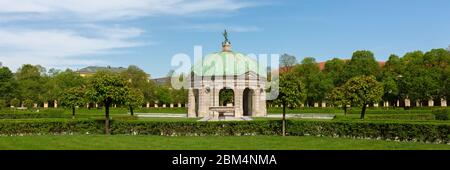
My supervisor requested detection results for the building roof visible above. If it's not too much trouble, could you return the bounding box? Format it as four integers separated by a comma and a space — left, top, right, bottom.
192, 51, 266, 77
77, 66, 126, 74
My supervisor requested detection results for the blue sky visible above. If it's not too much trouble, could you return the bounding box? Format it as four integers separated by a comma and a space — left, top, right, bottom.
0, 0, 449, 78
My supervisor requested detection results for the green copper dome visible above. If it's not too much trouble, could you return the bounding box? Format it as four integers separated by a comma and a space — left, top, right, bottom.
192, 51, 266, 77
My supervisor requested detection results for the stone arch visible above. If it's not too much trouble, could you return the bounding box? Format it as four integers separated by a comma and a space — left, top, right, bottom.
243, 88, 255, 116
219, 87, 234, 106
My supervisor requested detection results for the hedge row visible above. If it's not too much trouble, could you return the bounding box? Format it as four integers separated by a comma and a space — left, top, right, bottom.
0, 119, 104, 135
0, 119, 449, 144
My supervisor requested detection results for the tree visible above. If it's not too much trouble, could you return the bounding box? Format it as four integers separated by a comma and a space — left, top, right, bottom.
16, 64, 46, 104
401, 51, 440, 104
60, 87, 86, 119
120, 65, 155, 105
0, 67, 17, 102
323, 58, 347, 86
155, 85, 173, 106
47, 69, 85, 102
273, 72, 307, 136
343, 75, 383, 119
380, 54, 403, 106
125, 88, 144, 116
327, 86, 351, 115
0, 99, 5, 110
10, 98, 20, 108
342, 50, 380, 82
280, 53, 297, 70
23, 99, 34, 109
85, 71, 129, 134
293, 57, 332, 106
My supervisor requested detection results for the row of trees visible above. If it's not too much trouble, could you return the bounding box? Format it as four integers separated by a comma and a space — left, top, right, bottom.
0, 65, 188, 113
275, 48, 450, 120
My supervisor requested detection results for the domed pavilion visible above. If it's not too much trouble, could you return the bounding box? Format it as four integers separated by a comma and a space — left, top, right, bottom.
187, 30, 267, 119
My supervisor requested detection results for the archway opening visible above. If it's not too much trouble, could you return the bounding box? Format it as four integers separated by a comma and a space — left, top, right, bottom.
219, 88, 234, 106
243, 88, 254, 116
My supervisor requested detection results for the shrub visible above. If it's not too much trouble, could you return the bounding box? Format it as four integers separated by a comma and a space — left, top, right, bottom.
0, 109, 66, 119
0, 119, 449, 144
433, 109, 449, 120
0, 99, 5, 109
10, 98, 20, 108
23, 99, 34, 109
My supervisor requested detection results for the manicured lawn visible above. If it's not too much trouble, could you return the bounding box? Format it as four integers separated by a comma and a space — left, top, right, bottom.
0, 135, 449, 150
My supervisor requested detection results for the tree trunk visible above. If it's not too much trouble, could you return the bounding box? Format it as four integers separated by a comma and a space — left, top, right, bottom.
282, 102, 286, 136
105, 100, 111, 135
129, 106, 134, 116
72, 107, 75, 119
360, 104, 367, 119
344, 106, 347, 116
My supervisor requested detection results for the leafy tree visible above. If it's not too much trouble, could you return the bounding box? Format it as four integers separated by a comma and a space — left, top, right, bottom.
342, 50, 380, 82
401, 51, 440, 104
423, 49, 450, 101
0, 67, 18, 102
44, 69, 85, 106
85, 71, 129, 134
23, 99, 34, 109
327, 86, 351, 115
380, 54, 404, 105
343, 75, 383, 119
10, 98, 20, 108
323, 58, 347, 86
16, 64, 46, 104
155, 85, 173, 106
293, 57, 332, 106
120, 65, 155, 103
0, 99, 5, 110
172, 88, 188, 106
280, 53, 297, 69
60, 87, 86, 119
273, 72, 307, 136
125, 88, 144, 116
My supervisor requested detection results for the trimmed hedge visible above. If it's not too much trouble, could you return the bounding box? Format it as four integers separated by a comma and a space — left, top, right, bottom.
0, 119, 104, 135
0, 119, 449, 144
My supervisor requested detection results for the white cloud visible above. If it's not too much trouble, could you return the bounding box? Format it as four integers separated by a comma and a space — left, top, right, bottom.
0, 27, 144, 71
0, 0, 260, 70
0, 0, 256, 21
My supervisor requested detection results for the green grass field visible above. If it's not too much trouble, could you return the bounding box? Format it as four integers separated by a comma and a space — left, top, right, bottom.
0, 135, 449, 150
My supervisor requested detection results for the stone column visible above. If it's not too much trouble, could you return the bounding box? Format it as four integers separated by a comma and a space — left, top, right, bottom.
54, 100, 58, 108
162, 104, 166, 108
258, 89, 267, 117
170, 103, 174, 108
374, 103, 379, 107
213, 88, 220, 106
198, 88, 209, 117
428, 100, 434, 107
384, 101, 389, 107
405, 99, 411, 107
234, 88, 244, 117
188, 88, 196, 117
154, 103, 158, 108
252, 89, 260, 116
321, 102, 326, 108
314, 102, 319, 107
44, 102, 48, 108
146, 102, 150, 108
